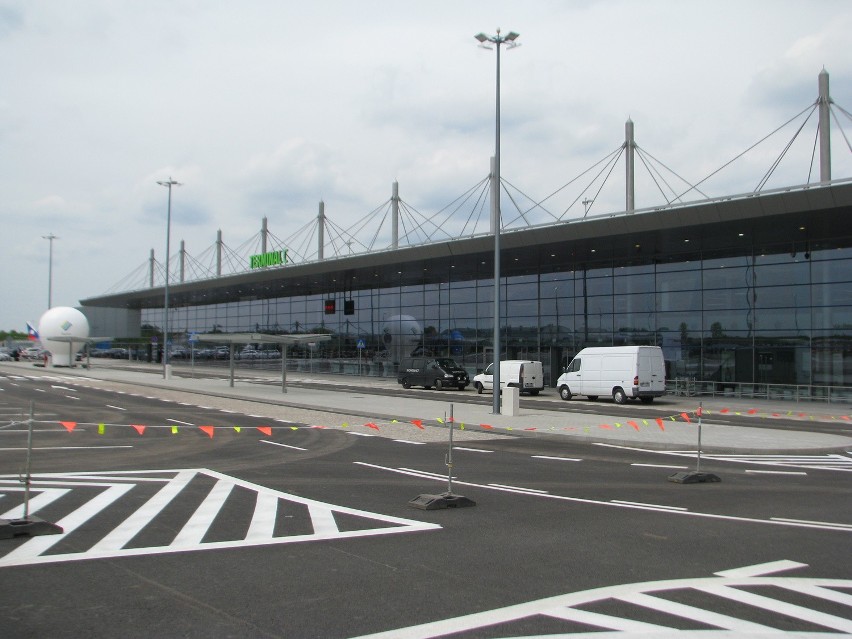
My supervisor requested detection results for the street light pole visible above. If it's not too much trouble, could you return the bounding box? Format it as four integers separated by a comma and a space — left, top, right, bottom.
157, 177, 181, 379
42, 233, 59, 309
475, 28, 520, 414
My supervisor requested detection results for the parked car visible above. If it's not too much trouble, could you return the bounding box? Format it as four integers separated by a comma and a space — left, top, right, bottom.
472, 360, 544, 395
0, 351, 11, 361
397, 357, 469, 390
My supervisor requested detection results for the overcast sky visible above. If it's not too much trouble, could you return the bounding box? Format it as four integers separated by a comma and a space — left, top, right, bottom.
1, 0, 851, 333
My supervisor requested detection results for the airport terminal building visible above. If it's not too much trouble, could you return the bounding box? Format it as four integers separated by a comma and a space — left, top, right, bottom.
81, 179, 852, 398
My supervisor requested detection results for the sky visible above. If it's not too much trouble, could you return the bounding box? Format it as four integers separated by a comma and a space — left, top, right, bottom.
1, 0, 851, 332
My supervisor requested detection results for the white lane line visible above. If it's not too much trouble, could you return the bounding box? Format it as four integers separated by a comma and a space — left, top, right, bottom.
770, 518, 852, 530
533, 455, 582, 462
167, 419, 195, 426
259, 440, 307, 451
64, 395, 80, 401
105, 404, 126, 411
488, 483, 549, 494
612, 500, 688, 511
393, 440, 427, 445
632, 463, 689, 469
356, 462, 852, 533
0, 446, 133, 451
50, 385, 71, 391
398, 468, 456, 480
454, 447, 493, 453
746, 469, 808, 475
347, 432, 375, 437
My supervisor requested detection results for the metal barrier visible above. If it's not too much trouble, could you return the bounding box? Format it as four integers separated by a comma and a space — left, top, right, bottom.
668, 379, 852, 404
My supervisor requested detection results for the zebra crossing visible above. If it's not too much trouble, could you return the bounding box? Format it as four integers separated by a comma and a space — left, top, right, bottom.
0, 468, 440, 568
353, 560, 852, 637
668, 452, 852, 472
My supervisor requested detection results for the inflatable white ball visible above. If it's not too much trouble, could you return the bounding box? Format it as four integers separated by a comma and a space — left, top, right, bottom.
38, 307, 90, 366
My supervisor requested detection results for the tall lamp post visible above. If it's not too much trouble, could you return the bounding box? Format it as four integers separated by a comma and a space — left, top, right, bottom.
157, 177, 181, 379
42, 233, 59, 309
475, 28, 520, 414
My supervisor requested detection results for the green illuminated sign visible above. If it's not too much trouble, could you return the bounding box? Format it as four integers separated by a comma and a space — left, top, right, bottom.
250, 249, 287, 269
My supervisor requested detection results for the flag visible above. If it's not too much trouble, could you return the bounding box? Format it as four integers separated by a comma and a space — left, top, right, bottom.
26, 322, 39, 341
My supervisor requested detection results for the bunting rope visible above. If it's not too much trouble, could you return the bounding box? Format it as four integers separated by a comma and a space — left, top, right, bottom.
21, 403, 852, 439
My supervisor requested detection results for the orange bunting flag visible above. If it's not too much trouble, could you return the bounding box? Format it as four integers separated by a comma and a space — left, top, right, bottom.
696, 407, 703, 417
411, 419, 424, 429
599, 424, 612, 430
627, 421, 639, 431
60, 421, 77, 432
524, 427, 537, 431
720, 408, 730, 414
365, 422, 380, 430
310, 425, 326, 429
680, 412, 691, 423
199, 426, 215, 439
98, 423, 105, 435
257, 426, 272, 436
480, 423, 493, 429
842, 416, 851, 421
131, 424, 146, 435
748, 408, 758, 415
655, 417, 665, 431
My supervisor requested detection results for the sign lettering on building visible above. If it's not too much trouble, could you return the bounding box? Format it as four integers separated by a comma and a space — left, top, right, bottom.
250, 250, 287, 269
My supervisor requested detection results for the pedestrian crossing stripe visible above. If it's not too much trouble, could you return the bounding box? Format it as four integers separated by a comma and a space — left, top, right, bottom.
0, 468, 440, 568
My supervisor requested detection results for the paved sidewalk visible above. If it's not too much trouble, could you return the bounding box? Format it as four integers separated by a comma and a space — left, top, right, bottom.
5, 361, 852, 453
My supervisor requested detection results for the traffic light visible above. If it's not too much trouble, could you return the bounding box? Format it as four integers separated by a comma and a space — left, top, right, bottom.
324, 299, 336, 314
344, 300, 355, 315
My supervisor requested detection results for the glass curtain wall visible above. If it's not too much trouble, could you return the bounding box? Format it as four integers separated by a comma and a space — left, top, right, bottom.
142, 242, 852, 388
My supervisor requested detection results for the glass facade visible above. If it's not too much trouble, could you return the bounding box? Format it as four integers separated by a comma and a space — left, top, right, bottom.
141, 238, 852, 392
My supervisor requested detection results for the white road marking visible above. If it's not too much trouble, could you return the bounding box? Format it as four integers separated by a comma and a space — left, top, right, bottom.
453, 447, 492, 453
611, 500, 688, 511
167, 419, 195, 426
532, 455, 582, 462
393, 440, 427, 445
351, 560, 851, 639
105, 404, 126, 411
260, 440, 307, 451
0, 468, 440, 568
488, 483, 549, 494
746, 469, 808, 475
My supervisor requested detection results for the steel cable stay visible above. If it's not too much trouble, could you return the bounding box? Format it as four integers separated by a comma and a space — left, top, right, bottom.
500, 178, 559, 228
675, 102, 816, 201
634, 145, 709, 203
582, 146, 625, 218
755, 106, 816, 191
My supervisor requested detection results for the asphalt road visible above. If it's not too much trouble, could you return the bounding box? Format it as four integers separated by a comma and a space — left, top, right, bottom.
1, 370, 851, 638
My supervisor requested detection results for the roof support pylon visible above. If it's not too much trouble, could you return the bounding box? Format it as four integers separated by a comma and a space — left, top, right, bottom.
216, 230, 222, 277
261, 216, 268, 254
391, 181, 399, 250
819, 68, 831, 183
625, 118, 635, 212
318, 201, 325, 260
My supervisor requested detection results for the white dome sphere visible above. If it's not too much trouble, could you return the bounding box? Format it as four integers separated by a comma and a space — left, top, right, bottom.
38, 307, 90, 366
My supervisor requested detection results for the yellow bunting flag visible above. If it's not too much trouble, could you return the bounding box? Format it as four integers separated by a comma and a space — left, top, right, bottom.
341, 422, 349, 428
171, 426, 179, 434
436, 418, 444, 424
98, 423, 105, 435
234, 426, 242, 433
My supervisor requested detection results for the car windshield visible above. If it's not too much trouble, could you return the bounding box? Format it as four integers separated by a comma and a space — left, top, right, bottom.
435, 358, 459, 369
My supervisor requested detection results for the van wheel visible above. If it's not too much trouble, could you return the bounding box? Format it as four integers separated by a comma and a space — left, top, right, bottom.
401, 378, 411, 389
559, 386, 572, 401
434, 379, 443, 391
613, 388, 627, 404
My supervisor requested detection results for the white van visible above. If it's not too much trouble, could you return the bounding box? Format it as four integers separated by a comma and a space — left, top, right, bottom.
473, 360, 544, 395
557, 346, 666, 404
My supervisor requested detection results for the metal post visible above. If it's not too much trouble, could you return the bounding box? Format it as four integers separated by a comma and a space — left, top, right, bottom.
282, 345, 288, 394
696, 401, 703, 473
446, 404, 454, 495
157, 178, 181, 380
23, 401, 34, 520
43, 233, 58, 309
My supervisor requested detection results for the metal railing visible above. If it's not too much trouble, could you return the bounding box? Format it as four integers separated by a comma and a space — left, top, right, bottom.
668, 378, 852, 404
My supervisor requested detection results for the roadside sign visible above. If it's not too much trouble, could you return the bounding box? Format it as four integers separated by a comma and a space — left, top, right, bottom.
188, 333, 199, 343
357, 339, 366, 349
